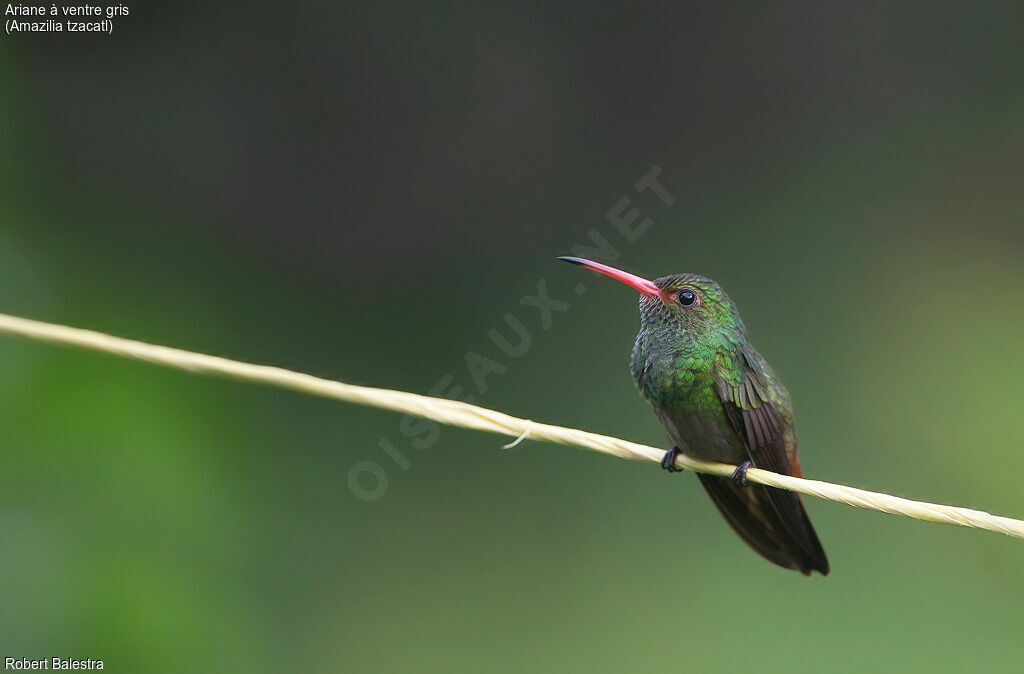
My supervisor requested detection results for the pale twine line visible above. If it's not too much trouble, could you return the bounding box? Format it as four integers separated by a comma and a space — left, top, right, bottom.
502, 422, 533, 449
1, 311, 1022, 540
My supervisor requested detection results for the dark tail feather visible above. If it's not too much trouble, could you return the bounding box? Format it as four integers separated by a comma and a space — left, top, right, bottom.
697, 473, 829, 575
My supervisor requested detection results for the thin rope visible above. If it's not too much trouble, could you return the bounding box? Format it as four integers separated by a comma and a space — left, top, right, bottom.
0, 311, 1021, 540
503, 422, 533, 449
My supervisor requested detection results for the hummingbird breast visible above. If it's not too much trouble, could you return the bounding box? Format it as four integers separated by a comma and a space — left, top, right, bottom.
631, 330, 750, 463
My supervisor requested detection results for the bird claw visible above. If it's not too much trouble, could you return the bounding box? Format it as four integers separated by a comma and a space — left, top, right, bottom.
661, 446, 684, 473
731, 460, 752, 487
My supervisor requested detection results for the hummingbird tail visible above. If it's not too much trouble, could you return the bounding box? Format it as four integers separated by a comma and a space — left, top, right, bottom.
696, 473, 829, 575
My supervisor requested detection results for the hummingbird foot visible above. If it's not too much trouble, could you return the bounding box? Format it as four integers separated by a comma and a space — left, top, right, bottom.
660, 446, 684, 473
731, 460, 752, 487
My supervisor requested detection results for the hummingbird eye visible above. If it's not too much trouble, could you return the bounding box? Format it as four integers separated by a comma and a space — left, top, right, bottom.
677, 289, 697, 307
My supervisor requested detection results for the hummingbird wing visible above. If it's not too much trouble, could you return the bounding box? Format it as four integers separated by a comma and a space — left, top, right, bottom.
715, 352, 791, 476
704, 350, 829, 575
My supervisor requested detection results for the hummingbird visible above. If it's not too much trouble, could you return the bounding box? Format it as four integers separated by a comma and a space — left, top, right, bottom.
560, 256, 828, 575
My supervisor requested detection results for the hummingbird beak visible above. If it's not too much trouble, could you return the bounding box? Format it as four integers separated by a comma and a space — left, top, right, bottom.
558, 257, 661, 297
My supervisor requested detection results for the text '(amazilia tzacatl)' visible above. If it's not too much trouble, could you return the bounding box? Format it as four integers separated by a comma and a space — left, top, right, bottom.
560, 257, 828, 575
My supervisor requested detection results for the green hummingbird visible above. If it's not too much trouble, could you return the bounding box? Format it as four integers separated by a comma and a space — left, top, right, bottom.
560, 256, 828, 575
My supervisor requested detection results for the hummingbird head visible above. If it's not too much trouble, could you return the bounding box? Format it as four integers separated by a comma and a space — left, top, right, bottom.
559, 256, 747, 402
558, 257, 744, 341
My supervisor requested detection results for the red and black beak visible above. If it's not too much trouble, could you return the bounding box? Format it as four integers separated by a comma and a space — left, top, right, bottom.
558, 257, 661, 297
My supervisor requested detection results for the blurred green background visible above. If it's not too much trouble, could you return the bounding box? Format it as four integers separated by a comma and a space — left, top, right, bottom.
2, 2, 1023, 672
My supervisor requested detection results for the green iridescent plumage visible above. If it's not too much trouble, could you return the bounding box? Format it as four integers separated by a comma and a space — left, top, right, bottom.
628, 272, 827, 574
560, 256, 828, 575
